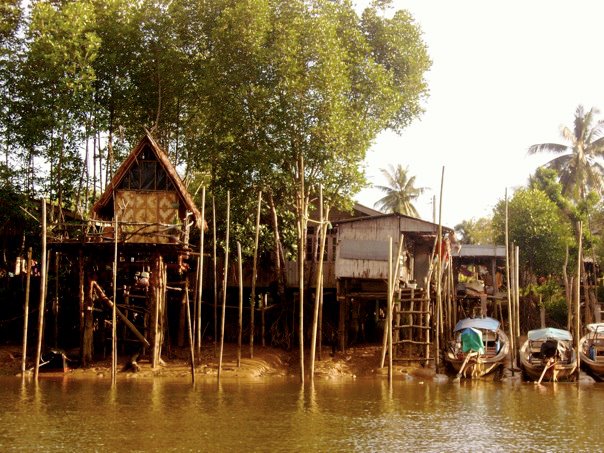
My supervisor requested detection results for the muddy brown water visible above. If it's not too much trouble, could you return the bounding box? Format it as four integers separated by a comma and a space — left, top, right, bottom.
1, 376, 603, 452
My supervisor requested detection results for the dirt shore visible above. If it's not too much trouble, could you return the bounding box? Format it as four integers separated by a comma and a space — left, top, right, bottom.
0, 343, 444, 381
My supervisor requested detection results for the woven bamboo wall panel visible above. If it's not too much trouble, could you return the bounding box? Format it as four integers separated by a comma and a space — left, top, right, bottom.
116, 190, 180, 243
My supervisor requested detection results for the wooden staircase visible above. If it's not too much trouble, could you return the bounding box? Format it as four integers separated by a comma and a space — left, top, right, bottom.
392, 287, 434, 364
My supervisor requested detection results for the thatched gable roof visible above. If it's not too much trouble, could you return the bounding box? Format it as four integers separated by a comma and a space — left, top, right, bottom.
92, 132, 202, 227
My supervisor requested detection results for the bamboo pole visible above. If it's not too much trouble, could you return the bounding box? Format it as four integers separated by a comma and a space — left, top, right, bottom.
380, 234, 404, 368
388, 237, 393, 384
435, 166, 444, 371
576, 221, 582, 375
515, 245, 520, 337
310, 186, 327, 380
21, 247, 33, 377
111, 212, 118, 385
504, 189, 515, 374
213, 196, 218, 357
261, 293, 266, 347
250, 191, 262, 358
218, 192, 230, 381
237, 242, 243, 368
52, 252, 59, 348
34, 201, 47, 380
185, 278, 195, 384
510, 243, 516, 336
197, 187, 205, 357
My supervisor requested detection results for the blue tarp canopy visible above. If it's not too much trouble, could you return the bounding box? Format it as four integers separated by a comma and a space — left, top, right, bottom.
454, 317, 500, 333
527, 327, 572, 341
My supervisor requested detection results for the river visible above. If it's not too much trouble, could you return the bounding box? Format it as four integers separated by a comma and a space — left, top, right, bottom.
1, 376, 603, 452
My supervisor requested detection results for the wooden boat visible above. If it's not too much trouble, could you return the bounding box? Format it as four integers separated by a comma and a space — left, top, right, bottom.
519, 327, 576, 383
579, 323, 604, 380
445, 317, 509, 378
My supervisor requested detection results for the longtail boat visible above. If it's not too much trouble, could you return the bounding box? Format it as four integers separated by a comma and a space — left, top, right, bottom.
579, 323, 604, 380
519, 327, 576, 383
445, 317, 509, 379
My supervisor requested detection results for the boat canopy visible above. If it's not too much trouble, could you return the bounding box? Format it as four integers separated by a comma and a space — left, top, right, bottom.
528, 327, 572, 341
454, 317, 500, 332
586, 323, 604, 333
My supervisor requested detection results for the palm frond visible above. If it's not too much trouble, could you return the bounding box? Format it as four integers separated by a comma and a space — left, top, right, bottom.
528, 143, 568, 155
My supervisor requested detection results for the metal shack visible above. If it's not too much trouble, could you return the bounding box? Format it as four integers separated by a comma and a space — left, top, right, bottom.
333, 213, 453, 353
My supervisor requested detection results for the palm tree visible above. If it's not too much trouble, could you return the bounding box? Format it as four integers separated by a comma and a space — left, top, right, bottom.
374, 164, 426, 217
528, 105, 604, 201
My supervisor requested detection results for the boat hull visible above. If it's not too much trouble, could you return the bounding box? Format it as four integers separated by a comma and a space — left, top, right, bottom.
445, 329, 509, 379
519, 337, 576, 382
579, 334, 604, 380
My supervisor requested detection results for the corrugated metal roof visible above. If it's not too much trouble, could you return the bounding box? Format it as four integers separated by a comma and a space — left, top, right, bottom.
453, 244, 506, 258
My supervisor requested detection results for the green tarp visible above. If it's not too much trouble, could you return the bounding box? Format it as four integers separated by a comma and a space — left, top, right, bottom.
461, 328, 484, 354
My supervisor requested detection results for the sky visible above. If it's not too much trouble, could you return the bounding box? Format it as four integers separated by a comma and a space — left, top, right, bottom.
354, 0, 604, 228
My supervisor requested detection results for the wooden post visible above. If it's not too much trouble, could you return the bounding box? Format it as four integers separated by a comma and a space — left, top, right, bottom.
387, 237, 393, 384
510, 242, 516, 338
261, 293, 266, 347
212, 196, 218, 357
197, 187, 205, 357
504, 189, 515, 374
435, 166, 444, 371
34, 200, 47, 380
78, 250, 85, 358
380, 234, 404, 369
576, 221, 582, 375
515, 245, 521, 337
250, 191, 262, 358
21, 247, 33, 377
52, 252, 59, 348
310, 187, 327, 380
185, 277, 195, 384
237, 241, 243, 368
112, 212, 118, 385
218, 191, 230, 381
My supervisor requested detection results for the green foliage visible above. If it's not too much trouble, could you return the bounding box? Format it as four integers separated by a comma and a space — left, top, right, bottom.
492, 188, 572, 277
454, 217, 494, 244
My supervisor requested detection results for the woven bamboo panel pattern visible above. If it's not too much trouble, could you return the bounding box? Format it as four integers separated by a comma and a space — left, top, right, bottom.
116, 190, 179, 243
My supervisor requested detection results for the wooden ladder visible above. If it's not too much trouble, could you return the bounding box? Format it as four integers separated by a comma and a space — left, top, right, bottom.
392, 287, 434, 364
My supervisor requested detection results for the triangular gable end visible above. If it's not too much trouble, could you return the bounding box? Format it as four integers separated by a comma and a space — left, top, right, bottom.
92, 132, 201, 227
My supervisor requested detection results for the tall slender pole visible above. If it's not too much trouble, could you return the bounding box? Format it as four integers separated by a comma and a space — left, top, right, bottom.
197, 187, 205, 357
218, 192, 230, 381
212, 196, 218, 356
111, 212, 118, 385
34, 201, 47, 380
237, 242, 243, 368
576, 221, 582, 375
504, 189, 514, 374
250, 191, 262, 358
515, 245, 520, 337
387, 237, 393, 384
435, 166, 444, 371
310, 186, 326, 380
21, 247, 33, 377
185, 278, 195, 384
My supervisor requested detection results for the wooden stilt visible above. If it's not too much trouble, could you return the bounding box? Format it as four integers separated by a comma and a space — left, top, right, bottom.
34, 201, 47, 380
237, 242, 243, 368
197, 187, 205, 357
185, 277, 195, 384
218, 192, 230, 381
250, 191, 262, 358
576, 221, 582, 377
212, 196, 218, 357
515, 245, 520, 337
261, 293, 266, 347
504, 189, 515, 375
310, 187, 327, 380
21, 247, 33, 377
112, 213, 118, 385
387, 237, 393, 384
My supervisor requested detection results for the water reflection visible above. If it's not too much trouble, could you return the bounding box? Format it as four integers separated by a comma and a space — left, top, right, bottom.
1, 378, 604, 452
